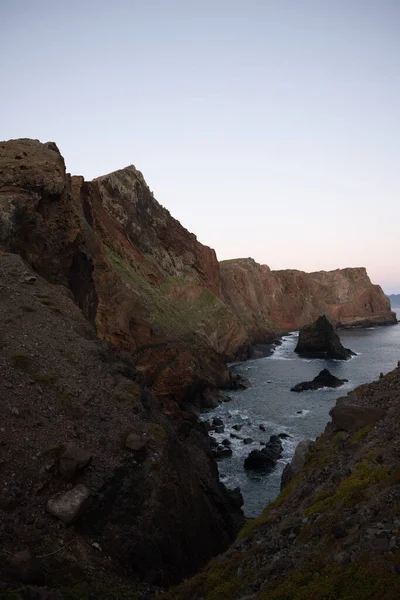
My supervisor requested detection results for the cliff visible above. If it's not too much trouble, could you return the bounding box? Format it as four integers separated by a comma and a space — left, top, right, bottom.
221, 258, 397, 333
163, 363, 400, 600
0, 252, 243, 597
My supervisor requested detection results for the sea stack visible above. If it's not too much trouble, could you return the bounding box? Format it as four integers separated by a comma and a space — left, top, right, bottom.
295, 315, 355, 360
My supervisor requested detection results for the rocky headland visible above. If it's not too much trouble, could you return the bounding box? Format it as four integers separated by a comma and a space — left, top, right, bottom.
0, 138, 398, 598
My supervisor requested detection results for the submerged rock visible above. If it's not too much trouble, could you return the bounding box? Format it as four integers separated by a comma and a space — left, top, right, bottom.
295, 315, 355, 360
291, 368, 348, 392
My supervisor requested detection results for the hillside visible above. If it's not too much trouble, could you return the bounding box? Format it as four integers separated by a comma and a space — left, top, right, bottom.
164, 362, 400, 600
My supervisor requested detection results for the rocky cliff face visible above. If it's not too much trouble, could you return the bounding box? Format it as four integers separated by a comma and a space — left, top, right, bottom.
163, 363, 400, 600
0, 252, 243, 597
221, 258, 397, 333
0, 139, 246, 408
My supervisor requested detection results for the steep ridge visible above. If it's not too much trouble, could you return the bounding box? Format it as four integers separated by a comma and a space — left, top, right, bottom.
0, 252, 243, 596
221, 258, 396, 333
163, 363, 400, 600
0, 139, 246, 409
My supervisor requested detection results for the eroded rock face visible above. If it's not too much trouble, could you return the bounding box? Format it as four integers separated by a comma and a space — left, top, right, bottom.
295, 315, 356, 360
220, 258, 397, 332
291, 368, 348, 392
0, 253, 244, 594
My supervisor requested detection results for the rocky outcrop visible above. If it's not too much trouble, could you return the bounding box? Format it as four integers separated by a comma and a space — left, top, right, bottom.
221, 258, 397, 332
291, 368, 348, 392
243, 435, 283, 470
0, 139, 246, 408
163, 364, 400, 600
295, 315, 356, 359
0, 253, 243, 596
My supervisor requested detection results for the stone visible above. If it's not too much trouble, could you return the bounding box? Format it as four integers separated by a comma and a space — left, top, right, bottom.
259, 424, 266, 431
330, 404, 386, 431
214, 425, 225, 434
221, 438, 231, 447
46, 484, 91, 525
213, 445, 232, 459
244, 435, 283, 471
278, 432, 291, 439
295, 315, 355, 360
212, 417, 224, 427
243, 438, 253, 444
291, 369, 348, 392
232, 424, 242, 431
58, 444, 92, 480
125, 434, 147, 452
281, 440, 313, 489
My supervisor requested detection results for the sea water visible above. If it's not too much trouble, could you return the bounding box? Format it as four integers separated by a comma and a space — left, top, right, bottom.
206, 309, 400, 518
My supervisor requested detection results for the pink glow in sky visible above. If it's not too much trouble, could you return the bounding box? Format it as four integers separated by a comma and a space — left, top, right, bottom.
1, 0, 399, 292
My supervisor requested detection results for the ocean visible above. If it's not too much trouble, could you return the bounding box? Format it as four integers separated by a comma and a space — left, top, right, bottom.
206, 309, 400, 518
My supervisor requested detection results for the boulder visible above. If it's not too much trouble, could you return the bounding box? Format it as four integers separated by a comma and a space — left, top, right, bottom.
214, 425, 225, 434
291, 369, 348, 392
232, 424, 242, 431
281, 440, 314, 489
244, 435, 283, 471
212, 417, 224, 427
125, 434, 147, 452
58, 444, 92, 480
213, 445, 233, 459
329, 404, 386, 431
46, 484, 91, 525
295, 315, 355, 360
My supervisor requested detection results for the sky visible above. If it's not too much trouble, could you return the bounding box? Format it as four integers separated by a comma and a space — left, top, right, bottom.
1, 0, 399, 292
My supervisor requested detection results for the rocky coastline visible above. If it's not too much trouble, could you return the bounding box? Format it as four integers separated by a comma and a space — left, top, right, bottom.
0, 138, 398, 598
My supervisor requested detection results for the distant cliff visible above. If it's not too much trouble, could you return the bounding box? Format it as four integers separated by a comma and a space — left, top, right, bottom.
388, 294, 400, 307
221, 258, 397, 334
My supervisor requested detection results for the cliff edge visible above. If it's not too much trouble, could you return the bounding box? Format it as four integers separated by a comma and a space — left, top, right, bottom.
163, 362, 400, 600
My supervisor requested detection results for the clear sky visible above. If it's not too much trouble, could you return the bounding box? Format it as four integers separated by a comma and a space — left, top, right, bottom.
1, 0, 399, 292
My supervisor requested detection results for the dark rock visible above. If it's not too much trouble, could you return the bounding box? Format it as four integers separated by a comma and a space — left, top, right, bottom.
281, 440, 313, 489
278, 432, 291, 439
232, 424, 242, 431
213, 445, 233, 459
229, 372, 251, 390
8, 550, 44, 585
291, 369, 348, 392
212, 417, 224, 427
46, 484, 91, 525
243, 438, 253, 444
224, 486, 244, 509
214, 425, 225, 434
331, 524, 348, 538
222, 438, 231, 447
330, 404, 386, 431
295, 315, 355, 360
259, 424, 266, 431
58, 444, 92, 480
244, 435, 283, 471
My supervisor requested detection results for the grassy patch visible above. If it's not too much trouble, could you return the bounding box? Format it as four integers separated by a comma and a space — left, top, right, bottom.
32, 372, 57, 384
350, 425, 373, 443
305, 458, 390, 517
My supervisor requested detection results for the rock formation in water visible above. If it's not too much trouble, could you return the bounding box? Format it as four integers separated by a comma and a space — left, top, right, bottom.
291, 368, 348, 392
163, 364, 400, 600
295, 315, 356, 360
